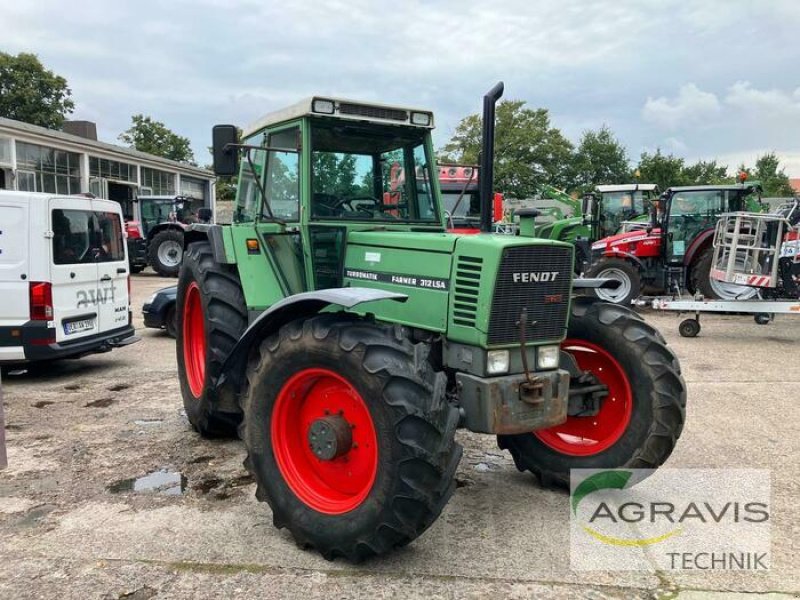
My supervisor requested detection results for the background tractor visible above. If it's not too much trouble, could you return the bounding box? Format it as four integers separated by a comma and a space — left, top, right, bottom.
534, 183, 659, 270
175, 84, 686, 561
131, 195, 211, 276
587, 184, 765, 305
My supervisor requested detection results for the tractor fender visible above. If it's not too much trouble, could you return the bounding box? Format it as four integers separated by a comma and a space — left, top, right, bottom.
212, 287, 408, 409
684, 229, 714, 266
147, 222, 186, 242
600, 250, 646, 272
183, 224, 233, 264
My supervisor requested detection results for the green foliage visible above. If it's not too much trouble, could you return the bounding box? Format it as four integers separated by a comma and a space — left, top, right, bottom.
635, 149, 687, 190
119, 114, 195, 163
681, 159, 732, 185
312, 152, 368, 197
569, 126, 631, 193
752, 152, 794, 197
0, 52, 74, 128
439, 100, 574, 199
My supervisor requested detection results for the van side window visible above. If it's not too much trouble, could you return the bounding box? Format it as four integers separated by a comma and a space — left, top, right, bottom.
52, 209, 125, 264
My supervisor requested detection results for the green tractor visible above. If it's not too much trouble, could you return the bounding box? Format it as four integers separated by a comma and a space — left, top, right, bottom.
534, 184, 659, 269
176, 84, 686, 561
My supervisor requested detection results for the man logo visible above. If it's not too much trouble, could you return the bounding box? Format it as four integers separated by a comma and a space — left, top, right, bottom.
512, 271, 559, 284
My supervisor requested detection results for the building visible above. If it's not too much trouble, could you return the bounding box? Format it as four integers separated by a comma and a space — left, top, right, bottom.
0, 117, 215, 220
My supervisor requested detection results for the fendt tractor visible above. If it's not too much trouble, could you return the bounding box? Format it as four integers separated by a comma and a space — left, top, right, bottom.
175, 84, 686, 561
535, 184, 659, 269
587, 183, 765, 305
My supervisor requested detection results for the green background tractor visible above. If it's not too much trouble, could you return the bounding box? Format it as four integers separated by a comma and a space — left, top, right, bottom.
175, 84, 686, 561
534, 184, 659, 270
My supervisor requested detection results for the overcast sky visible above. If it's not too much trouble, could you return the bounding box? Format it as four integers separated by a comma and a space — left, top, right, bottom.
3, 0, 800, 175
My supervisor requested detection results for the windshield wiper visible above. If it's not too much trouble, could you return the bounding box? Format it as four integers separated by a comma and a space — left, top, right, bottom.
244, 151, 285, 226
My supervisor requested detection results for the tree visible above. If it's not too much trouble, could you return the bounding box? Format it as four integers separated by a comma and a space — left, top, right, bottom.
635, 149, 688, 190
119, 114, 195, 163
681, 159, 732, 185
569, 126, 630, 193
439, 100, 574, 198
0, 52, 75, 129
752, 152, 794, 197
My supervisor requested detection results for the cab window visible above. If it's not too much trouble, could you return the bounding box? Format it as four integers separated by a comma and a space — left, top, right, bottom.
310, 121, 438, 222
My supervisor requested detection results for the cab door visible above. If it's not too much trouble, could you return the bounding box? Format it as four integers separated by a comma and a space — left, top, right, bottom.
49, 198, 100, 343
92, 200, 130, 333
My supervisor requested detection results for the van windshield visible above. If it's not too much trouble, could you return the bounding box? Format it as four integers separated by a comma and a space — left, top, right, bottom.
52, 209, 125, 264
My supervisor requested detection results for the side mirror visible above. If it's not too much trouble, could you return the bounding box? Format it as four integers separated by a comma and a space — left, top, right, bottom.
212, 124, 239, 177
581, 194, 590, 217
198, 207, 213, 223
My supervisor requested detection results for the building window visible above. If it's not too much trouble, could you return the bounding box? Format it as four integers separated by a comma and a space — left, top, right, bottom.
89, 156, 138, 183
0, 138, 11, 166
15, 141, 81, 195
181, 176, 207, 201
140, 167, 175, 195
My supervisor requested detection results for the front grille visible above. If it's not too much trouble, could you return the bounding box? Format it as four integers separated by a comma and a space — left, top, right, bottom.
339, 103, 408, 122
453, 256, 483, 327
488, 246, 572, 345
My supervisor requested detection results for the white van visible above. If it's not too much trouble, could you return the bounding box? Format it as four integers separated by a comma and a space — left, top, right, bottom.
0, 191, 138, 364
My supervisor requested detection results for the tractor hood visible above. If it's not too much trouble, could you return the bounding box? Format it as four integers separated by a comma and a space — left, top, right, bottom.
592, 228, 660, 251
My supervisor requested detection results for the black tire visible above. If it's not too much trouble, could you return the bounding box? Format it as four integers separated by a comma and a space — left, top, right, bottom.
165, 305, 177, 338
241, 314, 462, 561
678, 318, 700, 338
691, 249, 758, 300
176, 242, 248, 437
149, 229, 184, 277
498, 297, 686, 488
585, 258, 641, 305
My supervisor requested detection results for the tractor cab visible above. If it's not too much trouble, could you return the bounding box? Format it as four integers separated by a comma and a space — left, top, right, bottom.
588, 183, 764, 304
437, 164, 504, 233
590, 183, 659, 237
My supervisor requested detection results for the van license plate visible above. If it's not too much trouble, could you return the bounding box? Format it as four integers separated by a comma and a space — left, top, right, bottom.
64, 318, 95, 335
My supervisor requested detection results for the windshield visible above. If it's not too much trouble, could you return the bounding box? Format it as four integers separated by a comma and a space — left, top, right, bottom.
310, 122, 438, 222
441, 190, 480, 221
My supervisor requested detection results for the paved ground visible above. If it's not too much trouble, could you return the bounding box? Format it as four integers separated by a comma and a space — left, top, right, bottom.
1, 271, 798, 599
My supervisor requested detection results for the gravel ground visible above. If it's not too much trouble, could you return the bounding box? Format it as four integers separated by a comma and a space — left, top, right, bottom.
1, 271, 798, 599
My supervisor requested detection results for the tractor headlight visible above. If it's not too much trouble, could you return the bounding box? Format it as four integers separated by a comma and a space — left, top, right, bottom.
410, 111, 432, 126
312, 99, 335, 114
537, 345, 560, 370
487, 350, 509, 375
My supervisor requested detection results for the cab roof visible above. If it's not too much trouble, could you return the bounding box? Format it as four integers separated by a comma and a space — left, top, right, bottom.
596, 184, 658, 193
666, 184, 760, 193
243, 96, 435, 138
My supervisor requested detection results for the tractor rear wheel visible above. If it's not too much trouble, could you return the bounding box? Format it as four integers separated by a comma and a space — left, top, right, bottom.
149, 229, 185, 277
177, 242, 248, 437
241, 314, 461, 561
498, 298, 686, 488
585, 258, 641, 305
692, 249, 758, 300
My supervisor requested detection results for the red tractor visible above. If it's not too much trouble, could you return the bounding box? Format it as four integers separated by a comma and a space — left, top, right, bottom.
587, 183, 764, 305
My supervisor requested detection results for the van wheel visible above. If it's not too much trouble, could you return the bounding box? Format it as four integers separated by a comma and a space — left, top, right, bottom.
177, 242, 247, 437
149, 230, 184, 277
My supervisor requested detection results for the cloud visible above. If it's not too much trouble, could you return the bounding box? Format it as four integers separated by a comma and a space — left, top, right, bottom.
725, 81, 800, 117
642, 84, 721, 130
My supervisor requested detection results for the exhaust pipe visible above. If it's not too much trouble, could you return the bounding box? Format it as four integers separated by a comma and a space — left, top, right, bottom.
480, 81, 504, 233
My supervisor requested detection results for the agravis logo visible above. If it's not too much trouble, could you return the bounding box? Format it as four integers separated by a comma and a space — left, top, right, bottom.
569, 469, 771, 571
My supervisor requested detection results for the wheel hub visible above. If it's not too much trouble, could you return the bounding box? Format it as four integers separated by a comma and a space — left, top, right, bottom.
308, 415, 353, 461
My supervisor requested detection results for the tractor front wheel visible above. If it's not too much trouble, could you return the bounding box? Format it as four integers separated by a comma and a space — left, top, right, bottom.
498, 298, 686, 488
149, 229, 185, 277
176, 242, 248, 437
585, 258, 641, 305
241, 314, 461, 561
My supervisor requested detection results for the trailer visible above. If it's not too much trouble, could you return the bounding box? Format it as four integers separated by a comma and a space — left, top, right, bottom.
649, 295, 800, 337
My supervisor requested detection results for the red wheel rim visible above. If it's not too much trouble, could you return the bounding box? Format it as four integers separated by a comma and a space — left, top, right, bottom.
271, 368, 378, 515
183, 282, 206, 398
534, 339, 633, 456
